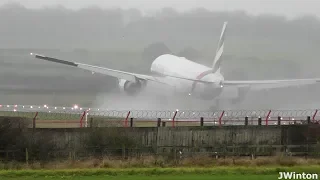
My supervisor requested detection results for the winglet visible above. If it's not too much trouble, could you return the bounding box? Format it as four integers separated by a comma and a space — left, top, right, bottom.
30, 53, 45, 58
212, 21, 227, 73
30, 53, 78, 67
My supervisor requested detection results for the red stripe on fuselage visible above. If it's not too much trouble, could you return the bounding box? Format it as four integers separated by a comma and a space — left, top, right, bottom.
190, 69, 212, 93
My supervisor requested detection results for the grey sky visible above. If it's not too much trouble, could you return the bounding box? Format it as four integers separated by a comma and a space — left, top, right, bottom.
1, 0, 320, 18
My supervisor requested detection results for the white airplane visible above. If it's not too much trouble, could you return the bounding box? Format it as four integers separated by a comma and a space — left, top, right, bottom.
30, 22, 320, 108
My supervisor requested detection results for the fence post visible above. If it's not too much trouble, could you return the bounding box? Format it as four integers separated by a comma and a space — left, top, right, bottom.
157, 118, 161, 127
85, 111, 88, 127
307, 116, 311, 124
172, 111, 178, 128
200, 117, 204, 127
245, 116, 248, 126
312, 110, 318, 123
80, 111, 86, 128
162, 121, 166, 127
258, 117, 262, 126
130, 118, 133, 127
25, 148, 28, 166
266, 110, 271, 126
219, 111, 225, 127
33, 112, 38, 129
278, 116, 281, 126
90, 117, 93, 128
124, 111, 131, 127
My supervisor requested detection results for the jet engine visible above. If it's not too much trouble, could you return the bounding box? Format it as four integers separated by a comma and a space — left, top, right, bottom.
118, 78, 146, 96
192, 81, 223, 100
200, 84, 223, 100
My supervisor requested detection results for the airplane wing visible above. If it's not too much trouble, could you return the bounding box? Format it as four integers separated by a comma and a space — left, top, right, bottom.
223, 79, 320, 90
30, 53, 212, 86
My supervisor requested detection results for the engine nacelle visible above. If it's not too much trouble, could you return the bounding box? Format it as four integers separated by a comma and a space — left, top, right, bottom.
118, 79, 146, 96
200, 85, 223, 100
192, 82, 223, 100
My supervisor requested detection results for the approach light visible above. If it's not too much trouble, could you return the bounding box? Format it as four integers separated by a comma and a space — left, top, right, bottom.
73, 104, 79, 109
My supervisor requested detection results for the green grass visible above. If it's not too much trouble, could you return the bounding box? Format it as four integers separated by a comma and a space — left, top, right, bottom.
0, 174, 278, 180
0, 166, 319, 178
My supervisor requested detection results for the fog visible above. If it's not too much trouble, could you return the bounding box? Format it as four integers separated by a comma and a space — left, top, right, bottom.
2, 0, 320, 18
0, 2, 320, 110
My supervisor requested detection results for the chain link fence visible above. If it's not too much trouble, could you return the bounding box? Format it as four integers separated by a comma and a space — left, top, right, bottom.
0, 104, 319, 128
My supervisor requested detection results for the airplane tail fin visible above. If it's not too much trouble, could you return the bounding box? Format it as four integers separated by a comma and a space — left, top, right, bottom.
212, 21, 228, 73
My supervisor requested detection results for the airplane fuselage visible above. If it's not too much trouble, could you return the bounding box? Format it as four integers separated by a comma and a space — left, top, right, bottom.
149, 54, 224, 99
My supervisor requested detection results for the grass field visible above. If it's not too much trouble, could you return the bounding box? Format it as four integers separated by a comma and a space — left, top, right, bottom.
0, 167, 319, 179
0, 166, 320, 180
0, 174, 277, 180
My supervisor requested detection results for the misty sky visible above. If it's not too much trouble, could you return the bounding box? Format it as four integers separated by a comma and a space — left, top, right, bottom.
1, 0, 320, 18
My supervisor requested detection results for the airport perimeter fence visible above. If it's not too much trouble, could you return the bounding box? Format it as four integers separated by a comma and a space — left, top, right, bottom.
0, 104, 320, 128
1, 105, 320, 164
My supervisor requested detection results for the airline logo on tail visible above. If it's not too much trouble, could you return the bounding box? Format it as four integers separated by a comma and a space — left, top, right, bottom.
212, 21, 227, 73
190, 22, 227, 93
